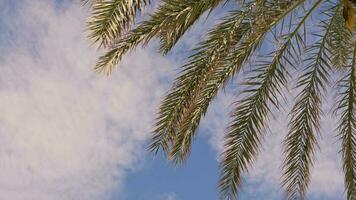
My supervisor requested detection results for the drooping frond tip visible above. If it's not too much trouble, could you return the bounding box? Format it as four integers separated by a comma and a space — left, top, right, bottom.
149, 9, 252, 163
87, 0, 149, 46
93, 0, 221, 75
282, 2, 339, 199
220, 0, 317, 198
335, 42, 356, 200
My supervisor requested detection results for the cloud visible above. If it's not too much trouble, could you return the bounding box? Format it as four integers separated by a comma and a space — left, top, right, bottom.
0, 1, 173, 200
163, 193, 177, 200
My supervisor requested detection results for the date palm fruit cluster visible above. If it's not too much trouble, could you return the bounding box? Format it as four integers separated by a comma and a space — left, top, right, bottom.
343, 0, 356, 30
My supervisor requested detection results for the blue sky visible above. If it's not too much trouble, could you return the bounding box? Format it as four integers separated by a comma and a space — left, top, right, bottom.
0, 0, 346, 200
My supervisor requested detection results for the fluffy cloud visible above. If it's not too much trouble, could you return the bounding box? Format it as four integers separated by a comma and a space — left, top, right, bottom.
0, 1, 173, 200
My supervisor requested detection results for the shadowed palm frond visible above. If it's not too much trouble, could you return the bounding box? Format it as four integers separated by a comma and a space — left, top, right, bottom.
335, 42, 356, 200
329, 1, 353, 68
81, 0, 95, 6
81, 0, 91, 6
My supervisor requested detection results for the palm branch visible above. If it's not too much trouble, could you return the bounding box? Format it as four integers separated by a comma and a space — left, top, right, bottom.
85, 0, 356, 199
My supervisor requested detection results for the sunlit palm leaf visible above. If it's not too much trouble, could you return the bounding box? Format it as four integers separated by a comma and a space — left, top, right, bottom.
87, 0, 149, 46
95, 0, 223, 75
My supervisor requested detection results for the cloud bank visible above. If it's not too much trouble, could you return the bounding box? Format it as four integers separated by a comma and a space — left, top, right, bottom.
0, 1, 173, 199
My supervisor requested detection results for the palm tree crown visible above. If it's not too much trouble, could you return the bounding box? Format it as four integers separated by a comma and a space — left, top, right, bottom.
84, 0, 356, 199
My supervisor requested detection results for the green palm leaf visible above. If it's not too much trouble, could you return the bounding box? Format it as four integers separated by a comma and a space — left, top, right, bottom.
220, 1, 322, 198
336, 42, 356, 200
282, 3, 340, 199
94, 0, 223, 75
328, 1, 353, 68
168, 0, 309, 165
149, 9, 251, 157
85, 0, 356, 199
87, 0, 149, 46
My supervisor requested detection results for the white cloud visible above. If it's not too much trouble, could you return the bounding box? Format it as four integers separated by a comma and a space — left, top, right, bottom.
163, 193, 177, 200
0, 1, 173, 200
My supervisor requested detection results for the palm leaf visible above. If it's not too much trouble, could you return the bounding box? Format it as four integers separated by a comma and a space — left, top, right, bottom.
329, 1, 353, 68
87, 0, 149, 46
336, 42, 356, 200
149, 9, 251, 157
151, 0, 307, 164
94, 0, 224, 75
219, 1, 322, 198
84, 0, 356, 198
282, 2, 340, 199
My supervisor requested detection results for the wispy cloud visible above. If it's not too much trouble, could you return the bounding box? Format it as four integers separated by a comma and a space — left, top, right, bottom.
0, 1, 173, 199
163, 192, 177, 200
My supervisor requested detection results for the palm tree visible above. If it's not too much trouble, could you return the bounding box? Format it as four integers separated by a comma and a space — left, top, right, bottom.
84, 0, 356, 199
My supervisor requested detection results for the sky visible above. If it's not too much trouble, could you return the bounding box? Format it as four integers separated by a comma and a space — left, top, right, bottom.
0, 0, 347, 200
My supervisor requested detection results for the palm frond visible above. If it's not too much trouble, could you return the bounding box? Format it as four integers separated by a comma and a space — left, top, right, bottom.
84, 0, 356, 198
281, 3, 339, 199
81, 0, 91, 6
170, 0, 310, 166
336, 42, 356, 200
87, 0, 149, 46
95, 0, 223, 75
167, 11, 253, 164
149, 9, 251, 158
81, 0, 99, 6
219, 1, 322, 199
152, 0, 307, 164
157, 0, 222, 54
328, 2, 352, 68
